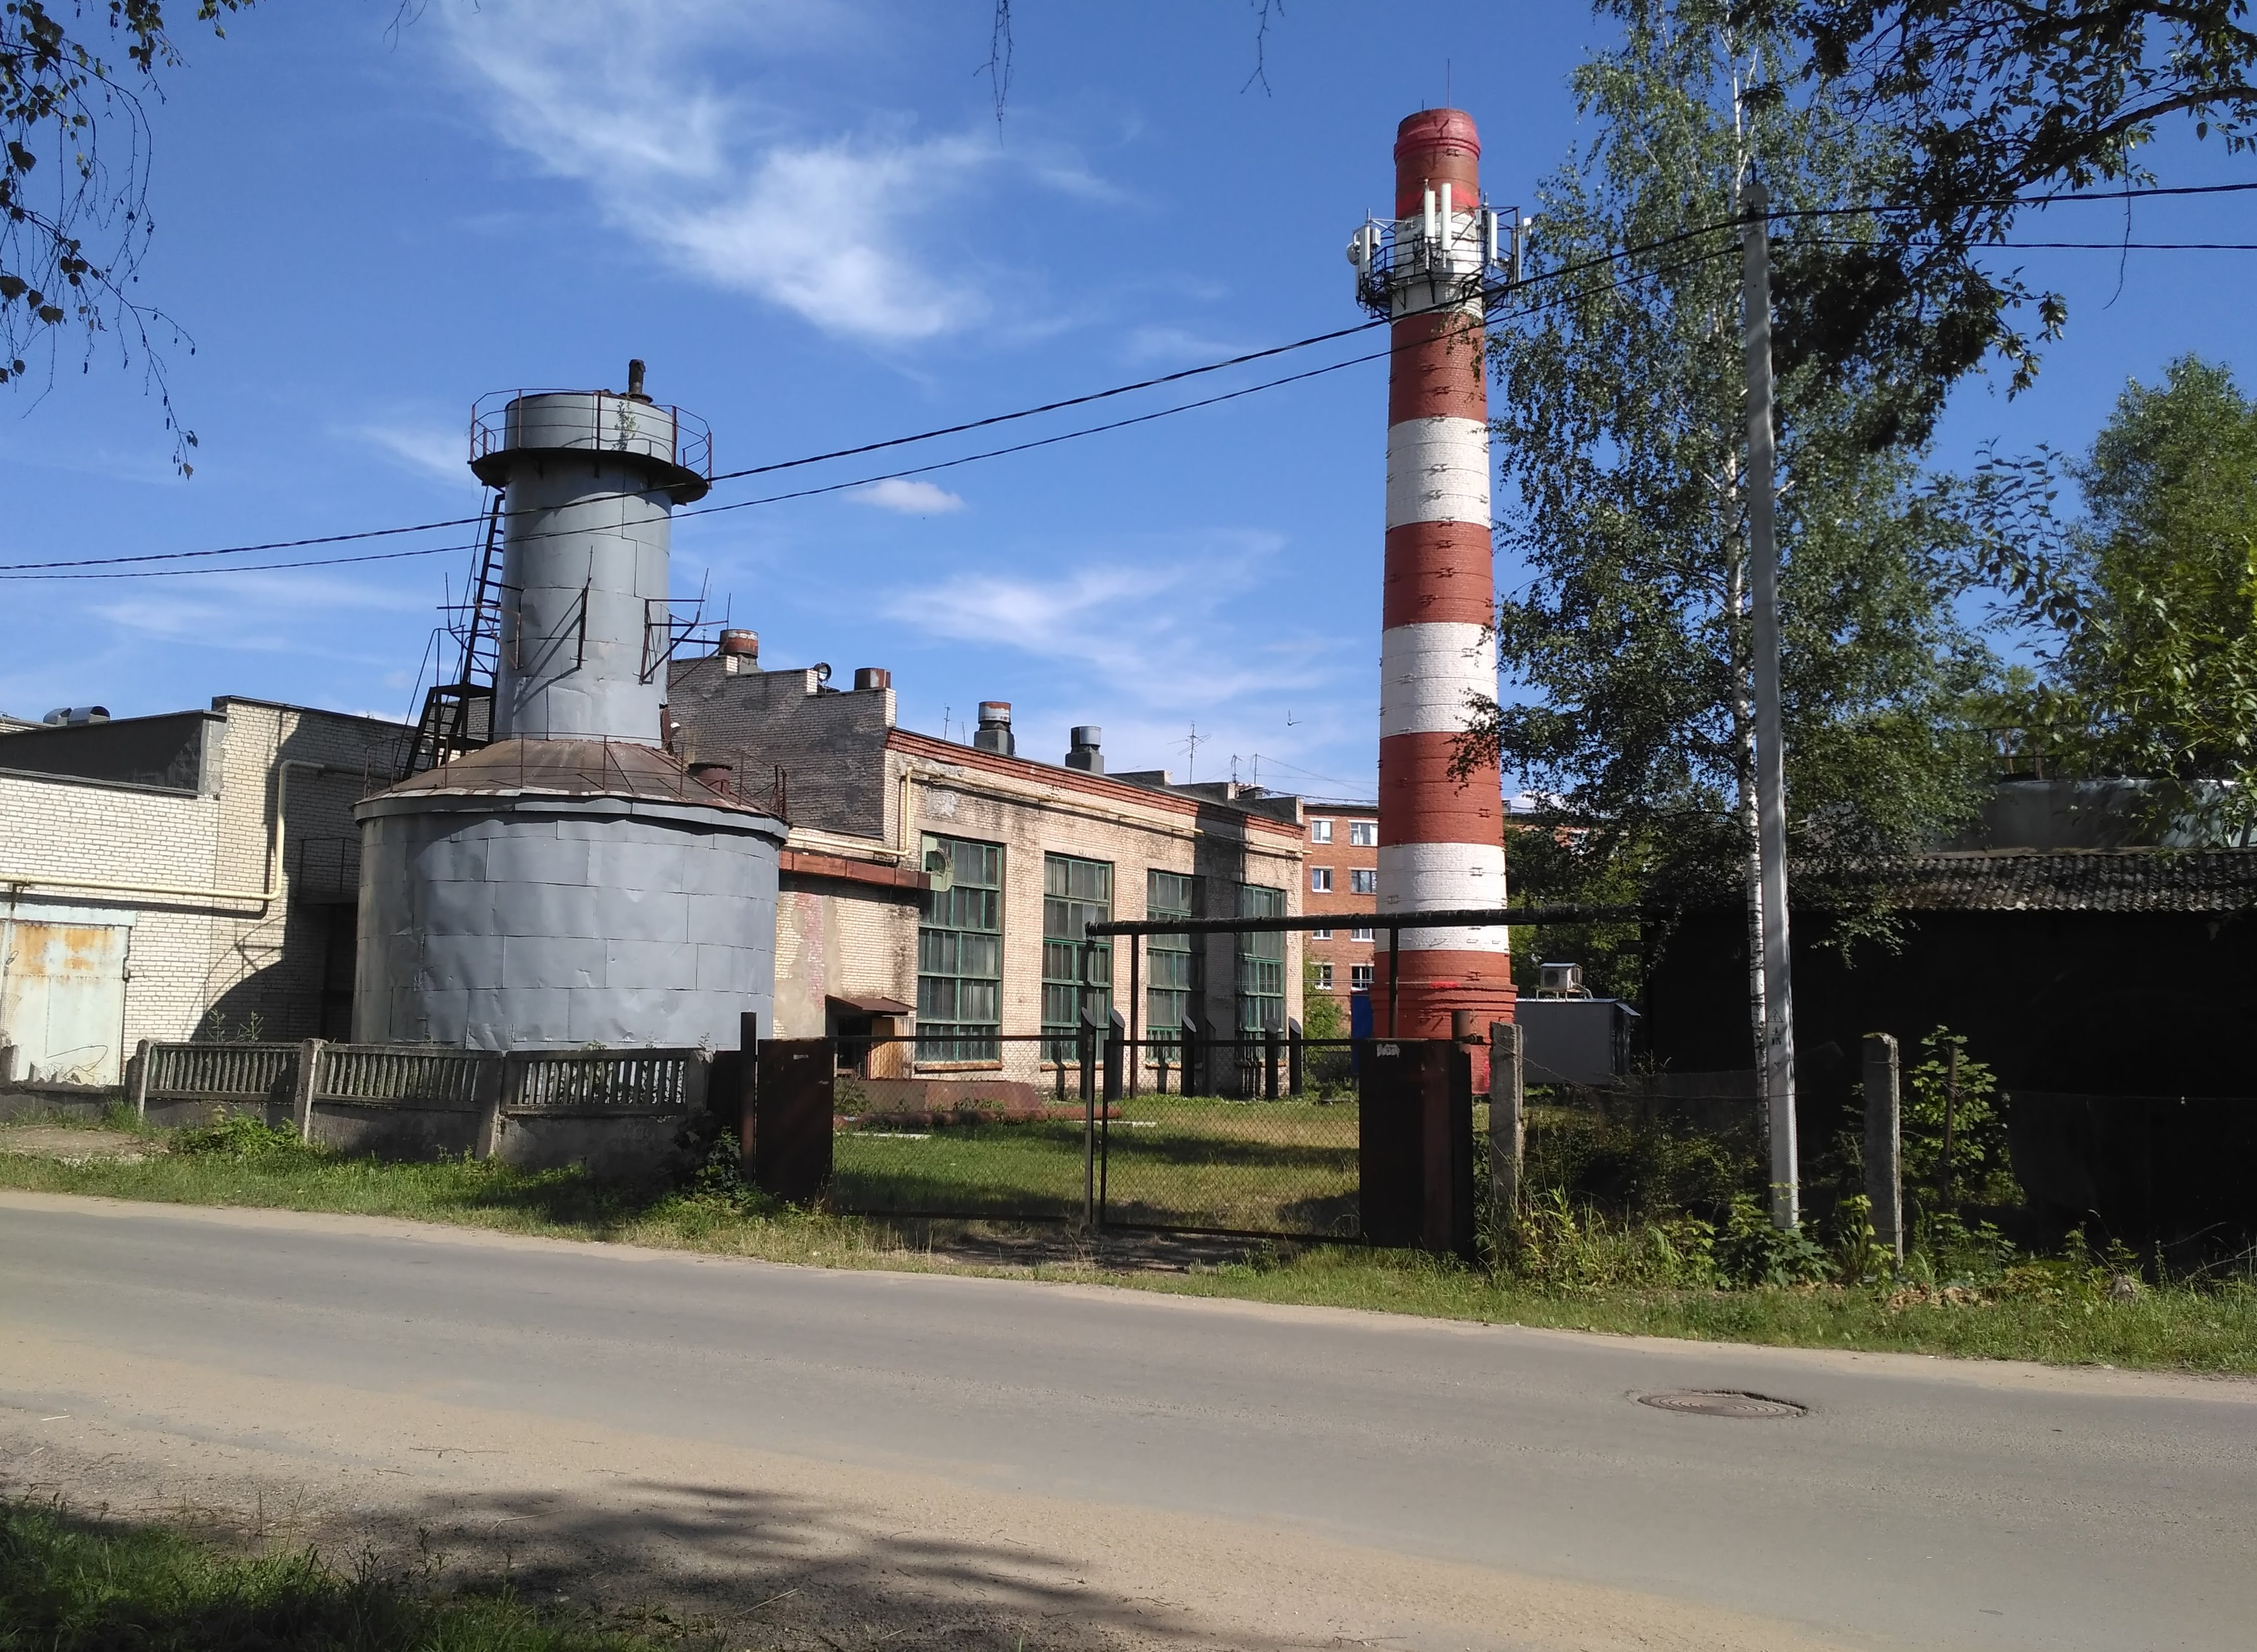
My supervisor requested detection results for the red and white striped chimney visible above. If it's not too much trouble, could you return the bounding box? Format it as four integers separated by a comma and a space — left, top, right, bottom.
1355, 107, 1515, 1049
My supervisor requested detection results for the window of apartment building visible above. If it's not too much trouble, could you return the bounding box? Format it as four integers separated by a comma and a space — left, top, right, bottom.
1043, 854, 1113, 1061
1311, 926, 1332, 940
1314, 961, 1334, 990
1236, 882, 1286, 1035
1350, 963, 1375, 990
918, 835, 1002, 1061
1309, 866, 1333, 893
1348, 820, 1376, 847
1309, 819, 1333, 844
1351, 926, 1374, 943
1145, 870, 1202, 1042
1349, 867, 1378, 894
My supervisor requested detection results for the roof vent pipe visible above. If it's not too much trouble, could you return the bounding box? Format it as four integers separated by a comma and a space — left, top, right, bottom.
625, 358, 649, 402
717, 629, 758, 674
973, 701, 1014, 756
1065, 726, 1103, 774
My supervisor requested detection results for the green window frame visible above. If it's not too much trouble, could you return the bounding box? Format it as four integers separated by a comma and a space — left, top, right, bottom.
1237, 882, 1286, 1035
917, 835, 1003, 1062
1145, 870, 1203, 1043
1041, 854, 1112, 1061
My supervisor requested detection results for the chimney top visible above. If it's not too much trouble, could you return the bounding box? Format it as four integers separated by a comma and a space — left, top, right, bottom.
972, 701, 1015, 757
1065, 726, 1103, 775
625, 358, 650, 402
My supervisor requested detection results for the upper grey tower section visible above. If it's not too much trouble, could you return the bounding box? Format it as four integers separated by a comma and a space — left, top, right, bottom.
470, 365, 712, 745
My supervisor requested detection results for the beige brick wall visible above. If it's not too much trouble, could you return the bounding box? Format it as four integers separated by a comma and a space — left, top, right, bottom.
765, 739, 1304, 1059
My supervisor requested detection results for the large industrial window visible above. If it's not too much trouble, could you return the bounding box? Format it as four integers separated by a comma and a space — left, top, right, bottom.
1236, 882, 1286, 1035
1041, 854, 1112, 1061
1145, 870, 1203, 1044
918, 835, 1003, 1062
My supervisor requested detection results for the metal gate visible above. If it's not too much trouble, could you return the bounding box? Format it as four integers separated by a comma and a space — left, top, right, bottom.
0, 917, 129, 1085
821, 1026, 1364, 1239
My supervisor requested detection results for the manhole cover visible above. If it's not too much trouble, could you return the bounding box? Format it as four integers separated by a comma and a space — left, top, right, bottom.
1637, 1389, 1806, 1419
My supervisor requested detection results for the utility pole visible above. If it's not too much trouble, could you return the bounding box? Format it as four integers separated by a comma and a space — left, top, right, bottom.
1741, 178, 1799, 1230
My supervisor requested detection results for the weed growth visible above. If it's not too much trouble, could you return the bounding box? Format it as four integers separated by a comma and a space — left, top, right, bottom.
0, 1497, 663, 1651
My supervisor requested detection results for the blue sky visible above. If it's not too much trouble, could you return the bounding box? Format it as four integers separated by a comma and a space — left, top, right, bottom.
2, 2, 2251, 801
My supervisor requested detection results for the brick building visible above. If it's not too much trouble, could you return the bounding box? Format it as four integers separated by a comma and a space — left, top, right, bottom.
0, 699, 403, 1081
666, 649, 1305, 1085
1301, 799, 1380, 1009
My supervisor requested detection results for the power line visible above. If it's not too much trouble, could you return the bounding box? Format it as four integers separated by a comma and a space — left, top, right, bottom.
6, 176, 2253, 579
0, 541, 474, 582
8, 244, 1748, 582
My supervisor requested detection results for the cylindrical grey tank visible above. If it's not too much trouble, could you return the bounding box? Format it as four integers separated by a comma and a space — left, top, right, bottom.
474, 389, 708, 743
354, 748, 781, 1050
354, 370, 780, 1052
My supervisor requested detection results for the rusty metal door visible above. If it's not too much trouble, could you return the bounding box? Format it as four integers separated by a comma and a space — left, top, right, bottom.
0, 920, 130, 1084
754, 1038, 834, 1203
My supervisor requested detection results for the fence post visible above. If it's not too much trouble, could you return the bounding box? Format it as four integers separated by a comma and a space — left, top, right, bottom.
1287, 1017, 1304, 1097
292, 1038, 326, 1143
129, 1038, 152, 1119
1489, 1021, 1524, 1236
474, 1052, 507, 1160
1264, 1024, 1281, 1100
0, 1041, 14, 1086
1081, 1013, 1099, 1231
737, 1011, 759, 1178
1180, 1017, 1200, 1098
1103, 1010, 1124, 1104
1863, 1032, 1903, 1263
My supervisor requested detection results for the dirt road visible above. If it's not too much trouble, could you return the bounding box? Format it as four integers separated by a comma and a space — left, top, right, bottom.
3, 1190, 2251, 1650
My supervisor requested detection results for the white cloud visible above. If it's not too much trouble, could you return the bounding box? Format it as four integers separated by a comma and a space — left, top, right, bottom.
358, 422, 467, 482
853, 477, 964, 515
882, 532, 1323, 714
431, 1, 1035, 344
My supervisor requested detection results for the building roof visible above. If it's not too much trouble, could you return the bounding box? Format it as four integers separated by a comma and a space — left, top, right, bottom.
1848, 849, 2257, 914
370, 737, 781, 818
888, 729, 1305, 839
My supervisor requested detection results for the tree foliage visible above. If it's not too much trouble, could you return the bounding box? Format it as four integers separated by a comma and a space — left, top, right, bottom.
1965, 356, 2257, 836
1, 0, 245, 470
1464, 1, 1992, 938
1747, 1, 2257, 432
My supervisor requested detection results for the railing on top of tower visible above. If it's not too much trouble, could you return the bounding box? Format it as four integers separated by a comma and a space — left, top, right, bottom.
467, 388, 714, 484
1347, 191, 1523, 319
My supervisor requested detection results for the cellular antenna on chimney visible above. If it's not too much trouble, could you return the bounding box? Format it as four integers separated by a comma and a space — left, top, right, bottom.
626, 358, 649, 401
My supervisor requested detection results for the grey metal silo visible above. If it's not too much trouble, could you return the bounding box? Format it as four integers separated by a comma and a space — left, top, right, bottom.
354, 364, 784, 1051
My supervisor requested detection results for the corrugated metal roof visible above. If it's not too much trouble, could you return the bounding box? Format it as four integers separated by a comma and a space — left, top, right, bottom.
370, 737, 777, 817
1850, 849, 2257, 914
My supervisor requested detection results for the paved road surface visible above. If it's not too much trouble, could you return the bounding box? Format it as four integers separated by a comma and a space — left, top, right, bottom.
1, 1191, 2250, 1650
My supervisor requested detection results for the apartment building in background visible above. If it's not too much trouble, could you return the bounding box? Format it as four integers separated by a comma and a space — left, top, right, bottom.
1301, 799, 1380, 1008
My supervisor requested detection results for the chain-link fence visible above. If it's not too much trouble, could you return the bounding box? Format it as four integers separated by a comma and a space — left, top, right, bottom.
825, 1029, 1364, 1238
1099, 1035, 1360, 1238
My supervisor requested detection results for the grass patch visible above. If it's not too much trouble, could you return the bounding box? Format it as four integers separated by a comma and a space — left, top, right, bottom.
1, 1119, 2251, 1374
0, 1498, 671, 1651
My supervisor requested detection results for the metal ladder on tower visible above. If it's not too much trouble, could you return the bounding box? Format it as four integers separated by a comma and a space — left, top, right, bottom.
403, 491, 507, 776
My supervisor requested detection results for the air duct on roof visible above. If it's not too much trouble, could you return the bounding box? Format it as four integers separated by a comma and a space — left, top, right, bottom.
973, 701, 1014, 756
1065, 726, 1103, 774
